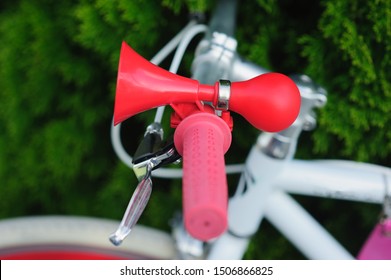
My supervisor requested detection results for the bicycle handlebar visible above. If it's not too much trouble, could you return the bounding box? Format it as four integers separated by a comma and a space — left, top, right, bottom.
174, 112, 232, 240
112, 41, 300, 242
111, 1, 302, 243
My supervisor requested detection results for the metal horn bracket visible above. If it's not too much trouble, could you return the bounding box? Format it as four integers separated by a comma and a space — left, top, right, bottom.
216, 79, 231, 111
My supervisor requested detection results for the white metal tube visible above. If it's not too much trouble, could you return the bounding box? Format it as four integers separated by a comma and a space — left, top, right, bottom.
111, 121, 133, 168
207, 233, 250, 260
264, 190, 354, 259
227, 147, 289, 236
275, 160, 389, 203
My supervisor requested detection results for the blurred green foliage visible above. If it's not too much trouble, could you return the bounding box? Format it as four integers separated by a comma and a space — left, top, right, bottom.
0, 0, 390, 259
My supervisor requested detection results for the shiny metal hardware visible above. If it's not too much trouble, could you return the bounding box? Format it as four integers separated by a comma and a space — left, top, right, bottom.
171, 213, 206, 259
381, 187, 391, 236
110, 123, 180, 246
192, 32, 237, 84
216, 79, 231, 110
383, 196, 391, 220
133, 147, 177, 181
258, 74, 327, 159
145, 122, 164, 138
109, 174, 152, 246
382, 175, 391, 220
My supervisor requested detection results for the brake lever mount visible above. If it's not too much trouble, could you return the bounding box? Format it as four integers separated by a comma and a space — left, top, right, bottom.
109, 123, 181, 246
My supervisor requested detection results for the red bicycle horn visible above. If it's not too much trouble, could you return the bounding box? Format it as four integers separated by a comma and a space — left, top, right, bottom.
114, 41, 300, 132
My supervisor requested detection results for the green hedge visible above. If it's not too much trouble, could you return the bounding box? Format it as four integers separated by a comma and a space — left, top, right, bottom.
0, 0, 390, 259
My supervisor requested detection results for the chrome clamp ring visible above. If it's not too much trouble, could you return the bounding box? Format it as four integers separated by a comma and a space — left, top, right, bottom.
217, 80, 231, 111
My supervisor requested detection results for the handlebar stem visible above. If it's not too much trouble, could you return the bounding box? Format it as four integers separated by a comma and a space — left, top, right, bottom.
191, 32, 238, 84
258, 74, 327, 159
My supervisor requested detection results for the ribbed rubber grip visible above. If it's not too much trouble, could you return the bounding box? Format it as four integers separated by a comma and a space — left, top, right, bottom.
174, 113, 232, 241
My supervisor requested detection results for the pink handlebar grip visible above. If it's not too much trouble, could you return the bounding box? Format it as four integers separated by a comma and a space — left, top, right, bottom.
174, 113, 232, 241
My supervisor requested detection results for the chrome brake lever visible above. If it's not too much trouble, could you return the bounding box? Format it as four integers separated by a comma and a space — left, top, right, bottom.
109, 172, 153, 246
109, 124, 180, 246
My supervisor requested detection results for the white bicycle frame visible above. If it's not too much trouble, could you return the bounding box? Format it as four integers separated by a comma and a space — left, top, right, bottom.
207, 142, 391, 259
111, 3, 391, 260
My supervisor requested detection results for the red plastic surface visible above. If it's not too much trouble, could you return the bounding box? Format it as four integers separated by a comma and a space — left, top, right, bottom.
174, 113, 232, 241
230, 73, 300, 132
114, 42, 207, 125
357, 219, 391, 260
114, 42, 300, 132
1, 251, 125, 260
114, 42, 301, 241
